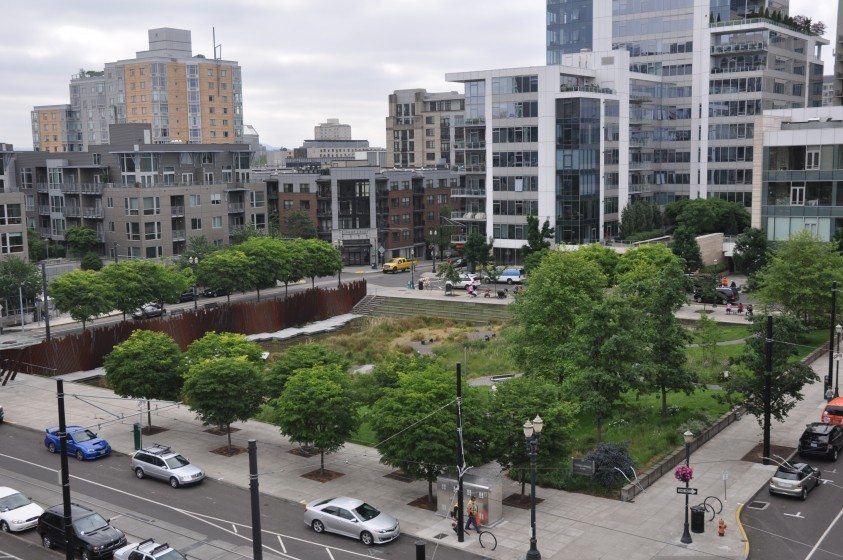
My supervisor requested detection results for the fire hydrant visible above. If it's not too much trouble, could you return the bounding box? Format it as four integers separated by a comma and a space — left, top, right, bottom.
717, 518, 727, 537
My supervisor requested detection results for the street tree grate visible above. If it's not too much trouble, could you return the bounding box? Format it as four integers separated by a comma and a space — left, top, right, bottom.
747, 501, 769, 510
433, 533, 449, 540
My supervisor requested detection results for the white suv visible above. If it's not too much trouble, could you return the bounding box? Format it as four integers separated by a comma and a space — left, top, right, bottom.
130, 445, 205, 488
114, 538, 186, 560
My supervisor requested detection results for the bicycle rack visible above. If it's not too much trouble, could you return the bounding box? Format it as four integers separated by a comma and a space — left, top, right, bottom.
697, 495, 724, 521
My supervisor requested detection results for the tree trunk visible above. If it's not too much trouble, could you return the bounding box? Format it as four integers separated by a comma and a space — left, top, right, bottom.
226, 423, 232, 454
428, 476, 434, 505
256, 287, 261, 301
147, 400, 152, 428
82, 319, 87, 331
122, 311, 126, 321
311, 277, 316, 289
226, 294, 231, 303
596, 415, 603, 443
284, 282, 289, 296
320, 450, 325, 474
661, 386, 668, 418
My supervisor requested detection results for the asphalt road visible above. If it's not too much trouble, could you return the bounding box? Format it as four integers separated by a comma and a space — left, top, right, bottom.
0, 423, 473, 560
741, 453, 843, 560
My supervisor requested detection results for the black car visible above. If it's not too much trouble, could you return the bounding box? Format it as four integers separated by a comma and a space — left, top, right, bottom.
201, 287, 230, 298
37, 503, 126, 560
178, 289, 197, 302
798, 422, 843, 461
693, 286, 738, 304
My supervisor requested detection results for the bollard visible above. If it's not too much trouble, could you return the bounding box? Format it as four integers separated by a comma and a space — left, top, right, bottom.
132, 423, 142, 450
415, 541, 425, 560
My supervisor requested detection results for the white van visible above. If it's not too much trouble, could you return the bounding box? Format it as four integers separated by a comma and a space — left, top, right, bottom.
498, 267, 526, 284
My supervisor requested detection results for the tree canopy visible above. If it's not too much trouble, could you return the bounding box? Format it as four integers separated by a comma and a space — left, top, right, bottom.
0, 256, 42, 303
664, 198, 750, 236
577, 244, 620, 286
463, 232, 493, 273
195, 249, 255, 302
522, 215, 555, 257
238, 236, 287, 300
64, 227, 99, 256
49, 270, 113, 330
280, 211, 318, 239
733, 228, 769, 276
619, 200, 663, 240
104, 330, 184, 427
264, 343, 348, 399
671, 227, 703, 273
184, 331, 264, 368
293, 238, 342, 288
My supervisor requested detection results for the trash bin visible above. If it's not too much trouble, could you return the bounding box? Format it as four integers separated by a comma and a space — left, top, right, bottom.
690, 505, 705, 533
418, 280, 424, 291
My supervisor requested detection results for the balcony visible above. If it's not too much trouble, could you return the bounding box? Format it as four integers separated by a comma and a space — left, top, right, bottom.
451, 164, 486, 173
451, 211, 487, 221
35, 183, 51, 193
224, 182, 248, 192
711, 42, 767, 54
61, 183, 105, 195
171, 206, 185, 217
172, 229, 186, 242
451, 188, 486, 198
450, 234, 468, 244
64, 207, 81, 217
83, 208, 103, 219
228, 202, 245, 213
710, 65, 765, 74
560, 84, 615, 94
38, 205, 52, 215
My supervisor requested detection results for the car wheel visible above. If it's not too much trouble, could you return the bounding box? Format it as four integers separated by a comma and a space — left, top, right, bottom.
82, 549, 92, 560
135, 467, 145, 479
42, 535, 53, 549
75, 450, 84, 461
169, 477, 180, 488
0, 521, 9, 532
48, 442, 56, 453
311, 520, 325, 534
360, 531, 374, 546
507, 278, 513, 285
801, 487, 808, 500
832, 448, 839, 461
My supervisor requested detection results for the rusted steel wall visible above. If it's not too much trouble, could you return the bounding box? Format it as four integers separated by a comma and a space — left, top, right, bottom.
5, 281, 365, 377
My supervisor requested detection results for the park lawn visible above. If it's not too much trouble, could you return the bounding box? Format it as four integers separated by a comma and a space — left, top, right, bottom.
689, 323, 752, 344
567, 389, 731, 469
430, 331, 518, 379
685, 344, 745, 383
794, 329, 829, 361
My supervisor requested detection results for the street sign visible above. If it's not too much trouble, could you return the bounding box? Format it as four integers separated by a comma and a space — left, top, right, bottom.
572, 458, 596, 477
378, 246, 385, 255
676, 487, 698, 495
722, 470, 729, 481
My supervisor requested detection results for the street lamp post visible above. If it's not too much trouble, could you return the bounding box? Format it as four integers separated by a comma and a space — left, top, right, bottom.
410, 248, 416, 289
523, 415, 544, 560
835, 323, 842, 398
335, 240, 343, 287
681, 430, 694, 544
188, 257, 199, 311
429, 229, 438, 273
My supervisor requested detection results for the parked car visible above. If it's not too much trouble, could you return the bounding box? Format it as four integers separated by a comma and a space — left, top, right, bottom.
114, 538, 186, 560
821, 397, 843, 426
37, 503, 126, 560
449, 273, 481, 290
201, 287, 230, 298
303, 496, 400, 545
178, 290, 197, 303
0, 404, 4, 423
484, 267, 525, 284
447, 257, 466, 269
44, 426, 111, 461
132, 303, 165, 320
692, 286, 738, 304
768, 462, 822, 500
131, 444, 205, 488
798, 422, 843, 461
0, 486, 44, 532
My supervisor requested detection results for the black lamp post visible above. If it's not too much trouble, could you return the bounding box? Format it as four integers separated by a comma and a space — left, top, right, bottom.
429, 229, 438, 273
334, 240, 343, 287
523, 415, 544, 560
410, 248, 416, 288
188, 256, 199, 310
680, 430, 694, 544
835, 324, 841, 398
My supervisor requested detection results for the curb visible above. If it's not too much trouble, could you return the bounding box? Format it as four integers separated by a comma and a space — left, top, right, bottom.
735, 502, 750, 559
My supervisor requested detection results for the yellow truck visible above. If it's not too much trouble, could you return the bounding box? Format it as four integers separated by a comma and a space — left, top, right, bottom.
382, 257, 418, 273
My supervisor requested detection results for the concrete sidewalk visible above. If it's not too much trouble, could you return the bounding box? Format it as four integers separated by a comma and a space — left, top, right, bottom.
0, 350, 831, 560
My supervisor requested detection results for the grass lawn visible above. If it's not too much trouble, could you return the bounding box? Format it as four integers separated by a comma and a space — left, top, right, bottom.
430, 330, 518, 379
689, 323, 752, 344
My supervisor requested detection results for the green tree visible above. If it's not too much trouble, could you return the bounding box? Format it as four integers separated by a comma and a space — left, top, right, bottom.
563, 296, 646, 441
182, 356, 265, 453
49, 270, 113, 330
510, 251, 606, 380
280, 211, 318, 239
664, 198, 750, 236
694, 313, 720, 369
756, 231, 843, 323
463, 232, 492, 273
184, 331, 264, 368
80, 252, 103, 271
616, 243, 681, 281
142, 262, 191, 306
238, 236, 287, 300
64, 226, 99, 256
104, 330, 184, 428
294, 238, 342, 288
100, 261, 155, 321
370, 363, 492, 505
671, 226, 702, 272
196, 249, 255, 302
619, 200, 662, 239
277, 240, 304, 295
734, 228, 770, 275
178, 235, 218, 268
522, 248, 550, 274
436, 262, 461, 294
269, 365, 357, 473
720, 314, 818, 425
577, 244, 620, 286
0, 256, 42, 304
229, 224, 267, 245
264, 343, 348, 399
490, 376, 577, 497
522, 215, 554, 259
27, 229, 49, 261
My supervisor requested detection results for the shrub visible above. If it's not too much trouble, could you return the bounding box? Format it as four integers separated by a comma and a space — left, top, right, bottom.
584, 442, 635, 489
80, 252, 103, 271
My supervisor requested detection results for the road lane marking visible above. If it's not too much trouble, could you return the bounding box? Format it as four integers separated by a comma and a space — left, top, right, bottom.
277, 536, 287, 553
326, 547, 336, 560
232, 523, 238, 534
804, 504, 843, 560
783, 512, 805, 518
0, 554, 24, 560
0, 451, 386, 560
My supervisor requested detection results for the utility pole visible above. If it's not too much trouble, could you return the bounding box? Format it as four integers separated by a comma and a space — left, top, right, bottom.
56, 379, 74, 560
41, 262, 51, 341
113, 241, 118, 263
455, 363, 465, 543
763, 315, 773, 466
248, 440, 263, 560
829, 282, 837, 398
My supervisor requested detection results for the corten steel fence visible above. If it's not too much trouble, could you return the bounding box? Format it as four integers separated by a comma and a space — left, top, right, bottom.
2, 281, 365, 377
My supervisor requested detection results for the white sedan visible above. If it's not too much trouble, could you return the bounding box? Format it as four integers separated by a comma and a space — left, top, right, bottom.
0, 486, 44, 532
447, 273, 481, 290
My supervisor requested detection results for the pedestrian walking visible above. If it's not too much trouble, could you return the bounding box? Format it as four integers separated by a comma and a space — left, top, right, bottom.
465, 497, 480, 533
450, 504, 459, 534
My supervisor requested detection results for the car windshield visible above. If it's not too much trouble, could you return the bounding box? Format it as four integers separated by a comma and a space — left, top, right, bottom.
775, 470, 800, 480
354, 502, 381, 521
73, 513, 108, 535
826, 406, 843, 417
72, 430, 97, 443
165, 455, 190, 469
0, 492, 30, 511
158, 549, 186, 560
804, 432, 829, 443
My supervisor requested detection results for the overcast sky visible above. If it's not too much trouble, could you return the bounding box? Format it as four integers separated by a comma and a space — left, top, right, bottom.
0, 0, 835, 151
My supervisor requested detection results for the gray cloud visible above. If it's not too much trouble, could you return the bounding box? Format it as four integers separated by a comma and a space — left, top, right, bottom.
0, 0, 833, 151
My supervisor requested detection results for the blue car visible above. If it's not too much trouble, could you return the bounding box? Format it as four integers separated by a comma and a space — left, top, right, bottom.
44, 426, 111, 461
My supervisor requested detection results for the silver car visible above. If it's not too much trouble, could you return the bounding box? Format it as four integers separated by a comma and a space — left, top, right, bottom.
768, 463, 821, 500
303, 497, 400, 545
131, 445, 205, 488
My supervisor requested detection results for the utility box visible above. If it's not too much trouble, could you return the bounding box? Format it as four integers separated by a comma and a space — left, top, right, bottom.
436, 470, 503, 527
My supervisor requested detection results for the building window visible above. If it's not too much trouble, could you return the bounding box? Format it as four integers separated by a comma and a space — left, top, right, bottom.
211, 193, 221, 205
143, 196, 160, 215
212, 216, 222, 228
124, 197, 139, 216
0, 205, 22, 225
0, 232, 24, 254
283, 200, 293, 210
144, 221, 162, 240
125, 222, 140, 240
191, 218, 202, 230
806, 149, 820, 170
189, 194, 201, 207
